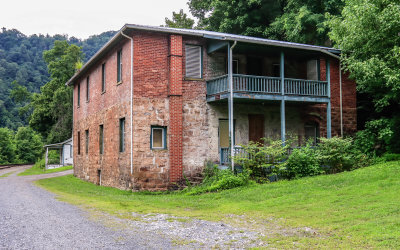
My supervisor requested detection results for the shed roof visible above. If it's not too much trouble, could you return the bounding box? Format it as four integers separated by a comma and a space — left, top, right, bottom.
44, 138, 72, 148
66, 24, 341, 86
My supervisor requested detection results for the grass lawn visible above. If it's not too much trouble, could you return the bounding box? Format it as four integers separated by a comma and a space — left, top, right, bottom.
18, 165, 73, 176
36, 161, 400, 248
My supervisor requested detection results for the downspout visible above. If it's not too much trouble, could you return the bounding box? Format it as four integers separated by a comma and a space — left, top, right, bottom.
120, 30, 134, 176
229, 41, 237, 171
339, 62, 343, 137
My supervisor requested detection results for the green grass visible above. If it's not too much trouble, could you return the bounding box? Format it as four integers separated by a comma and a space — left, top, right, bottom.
36, 161, 400, 248
18, 165, 73, 176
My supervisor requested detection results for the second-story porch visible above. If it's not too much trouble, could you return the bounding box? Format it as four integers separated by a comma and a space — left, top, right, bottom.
204, 38, 336, 169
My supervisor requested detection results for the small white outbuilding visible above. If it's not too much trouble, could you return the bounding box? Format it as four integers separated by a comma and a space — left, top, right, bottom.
43, 138, 73, 169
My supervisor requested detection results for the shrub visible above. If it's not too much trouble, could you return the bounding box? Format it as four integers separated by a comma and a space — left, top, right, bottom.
184, 163, 252, 195
354, 118, 393, 156
233, 138, 289, 182
316, 137, 369, 173
283, 144, 322, 179
0, 127, 16, 164
381, 153, 400, 162
15, 127, 43, 163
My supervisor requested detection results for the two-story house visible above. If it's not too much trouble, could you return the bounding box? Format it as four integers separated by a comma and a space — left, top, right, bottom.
66, 24, 356, 190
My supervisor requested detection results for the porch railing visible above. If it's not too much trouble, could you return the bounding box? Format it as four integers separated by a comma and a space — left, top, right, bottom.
207, 74, 328, 97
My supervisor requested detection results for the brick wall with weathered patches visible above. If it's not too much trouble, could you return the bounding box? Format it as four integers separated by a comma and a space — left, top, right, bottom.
73, 38, 132, 189
304, 57, 357, 138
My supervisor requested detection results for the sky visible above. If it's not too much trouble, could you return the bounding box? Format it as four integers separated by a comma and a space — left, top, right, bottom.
1, 0, 193, 39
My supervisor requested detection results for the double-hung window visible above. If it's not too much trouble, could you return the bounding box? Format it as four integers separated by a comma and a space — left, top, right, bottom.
101, 63, 106, 92
119, 118, 125, 152
85, 129, 89, 154
86, 76, 90, 102
117, 49, 122, 83
99, 124, 104, 155
151, 126, 167, 149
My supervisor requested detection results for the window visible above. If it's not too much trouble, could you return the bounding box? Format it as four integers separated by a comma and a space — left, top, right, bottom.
117, 49, 122, 83
85, 129, 89, 154
86, 76, 89, 102
225, 59, 239, 74
99, 124, 104, 155
185, 45, 202, 78
77, 131, 81, 155
151, 126, 167, 149
119, 118, 125, 152
70, 145, 72, 158
307, 59, 319, 81
101, 63, 106, 92
77, 84, 80, 107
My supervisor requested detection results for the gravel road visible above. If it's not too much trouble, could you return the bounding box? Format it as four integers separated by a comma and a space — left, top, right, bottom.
0, 166, 265, 249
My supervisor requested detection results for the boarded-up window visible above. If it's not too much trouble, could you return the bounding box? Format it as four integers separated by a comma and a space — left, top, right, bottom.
307, 60, 318, 80
151, 126, 166, 149
185, 45, 202, 78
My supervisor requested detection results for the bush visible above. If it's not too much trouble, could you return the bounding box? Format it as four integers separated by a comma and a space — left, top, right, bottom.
283, 144, 322, 179
354, 118, 394, 156
381, 153, 400, 162
184, 163, 252, 195
317, 137, 369, 173
15, 127, 43, 163
0, 127, 16, 164
233, 138, 289, 182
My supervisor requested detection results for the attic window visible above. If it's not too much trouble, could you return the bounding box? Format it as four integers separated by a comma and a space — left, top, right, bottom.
185, 45, 202, 79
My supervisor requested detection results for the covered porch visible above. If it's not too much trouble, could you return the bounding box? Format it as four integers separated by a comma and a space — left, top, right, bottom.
205, 39, 334, 167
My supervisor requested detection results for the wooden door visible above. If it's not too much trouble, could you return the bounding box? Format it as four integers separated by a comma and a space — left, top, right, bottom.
249, 114, 264, 144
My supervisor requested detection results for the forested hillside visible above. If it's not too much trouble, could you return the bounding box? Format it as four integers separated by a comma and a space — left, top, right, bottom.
0, 29, 116, 130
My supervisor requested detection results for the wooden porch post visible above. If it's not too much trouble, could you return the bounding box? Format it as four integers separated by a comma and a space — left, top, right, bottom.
45, 147, 48, 170
280, 51, 286, 144
326, 58, 332, 138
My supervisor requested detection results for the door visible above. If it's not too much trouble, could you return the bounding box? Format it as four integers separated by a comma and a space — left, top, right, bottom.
248, 114, 264, 144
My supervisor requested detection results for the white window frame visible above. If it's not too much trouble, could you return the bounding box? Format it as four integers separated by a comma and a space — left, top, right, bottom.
151, 127, 166, 149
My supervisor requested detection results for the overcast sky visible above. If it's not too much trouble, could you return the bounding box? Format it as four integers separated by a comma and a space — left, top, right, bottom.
1, 0, 192, 39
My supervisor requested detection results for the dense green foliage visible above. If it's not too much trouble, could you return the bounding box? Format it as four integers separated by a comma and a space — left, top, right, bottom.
184, 163, 252, 195
0, 28, 115, 130
0, 127, 16, 164
284, 144, 322, 179
14, 127, 43, 163
30, 41, 83, 142
186, 0, 343, 45
327, 0, 400, 154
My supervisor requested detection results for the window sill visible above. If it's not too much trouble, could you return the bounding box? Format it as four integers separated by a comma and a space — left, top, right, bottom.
151, 148, 168, 151
184, 77, 203, 81
101, 90, 106, 95
86, 100, 89, 103
116, 81, 123, 85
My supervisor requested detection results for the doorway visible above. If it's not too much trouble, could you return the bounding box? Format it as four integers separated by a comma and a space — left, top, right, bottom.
248, 114, 264, 144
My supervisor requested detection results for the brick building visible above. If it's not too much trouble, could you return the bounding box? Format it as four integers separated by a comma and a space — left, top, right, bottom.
66, 24, 356, 190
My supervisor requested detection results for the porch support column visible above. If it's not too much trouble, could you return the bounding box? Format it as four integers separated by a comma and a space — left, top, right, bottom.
326, 58, 332, 138
280, 51, 286, 145
45, 147, 48, 170
228, 42, 236, 171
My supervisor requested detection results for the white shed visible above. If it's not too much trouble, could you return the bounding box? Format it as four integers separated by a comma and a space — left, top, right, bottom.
44, 138, 73, 169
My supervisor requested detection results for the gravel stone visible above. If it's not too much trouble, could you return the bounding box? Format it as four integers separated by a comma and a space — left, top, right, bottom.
0, 166, 266, 249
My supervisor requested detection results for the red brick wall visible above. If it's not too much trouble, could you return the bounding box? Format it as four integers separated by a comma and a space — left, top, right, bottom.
305, 57, 357, 137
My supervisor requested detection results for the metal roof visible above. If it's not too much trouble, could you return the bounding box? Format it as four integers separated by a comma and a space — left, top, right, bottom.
44, 138, 72, 148
66, 24, 341, 86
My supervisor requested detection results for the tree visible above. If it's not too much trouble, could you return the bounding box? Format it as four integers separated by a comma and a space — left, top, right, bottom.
30, 40, 83, 143
165, 9, 195, 29
327, 0, 400, 153
0, 127, 16, 164
14, 127, 43, 163
186, 0, 342, 45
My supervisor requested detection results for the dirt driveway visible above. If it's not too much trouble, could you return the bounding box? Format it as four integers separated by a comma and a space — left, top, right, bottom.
0, 166, 265, 249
